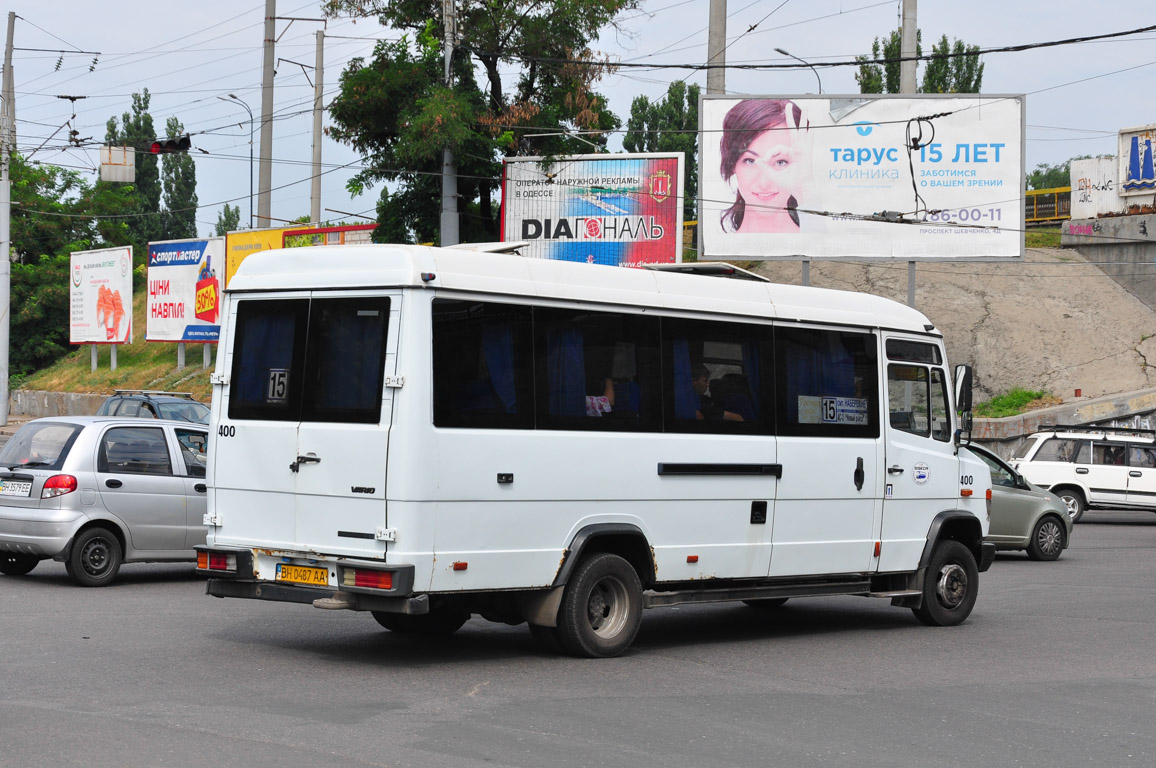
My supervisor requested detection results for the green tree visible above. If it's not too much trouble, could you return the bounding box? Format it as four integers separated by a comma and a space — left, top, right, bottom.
623, 81, 699, 221
921, 34, 984, 94
215, 202, 241, 236
105, 89, 161, 246
7, 154, 93, 262
160, 116, 199, 240
856, 29, 982, 94
1027, 157, 1091, 190
9, 254, 73, 378
323, 0, 638, 243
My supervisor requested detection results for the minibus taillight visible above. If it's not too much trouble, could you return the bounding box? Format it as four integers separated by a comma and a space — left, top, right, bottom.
342, 569, 393, 590
41, 475, 78, 499
197, 551, 236, 572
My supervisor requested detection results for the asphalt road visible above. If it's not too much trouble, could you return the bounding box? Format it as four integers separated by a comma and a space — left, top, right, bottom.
2, 509, 1156, 768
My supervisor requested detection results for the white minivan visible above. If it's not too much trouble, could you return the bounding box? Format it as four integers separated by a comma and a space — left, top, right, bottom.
196, 245, 993, 657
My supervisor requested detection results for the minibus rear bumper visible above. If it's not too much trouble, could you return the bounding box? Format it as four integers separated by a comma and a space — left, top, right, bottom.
205, 576, 428, 614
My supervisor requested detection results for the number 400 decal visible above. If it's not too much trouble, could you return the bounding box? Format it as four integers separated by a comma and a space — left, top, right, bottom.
960, 475, 974, 485
218, 424, 236, 438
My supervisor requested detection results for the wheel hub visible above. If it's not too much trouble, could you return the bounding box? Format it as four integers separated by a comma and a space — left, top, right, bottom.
935, 563, 968, 608
82, 539, 110, 575
1038, 522, 1062, 554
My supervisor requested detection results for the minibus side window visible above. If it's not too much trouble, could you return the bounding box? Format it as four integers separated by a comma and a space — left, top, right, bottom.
663, 318, 774, 435
432, 300, 533, 429
887, 364, 930, 437
776, 327, 878, 438
534, 308, 660, 432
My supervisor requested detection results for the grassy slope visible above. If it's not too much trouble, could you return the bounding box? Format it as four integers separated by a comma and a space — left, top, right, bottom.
19, 289, 214, 401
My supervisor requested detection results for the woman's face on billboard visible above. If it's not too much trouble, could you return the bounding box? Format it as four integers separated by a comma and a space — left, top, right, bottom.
732, 125, 800, 231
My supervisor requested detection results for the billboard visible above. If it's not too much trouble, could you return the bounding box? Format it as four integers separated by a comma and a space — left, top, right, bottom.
699, 95, 1025, 260
147, 238, 223, 343
1119, 124, 1156, 197
501, 153, 684, 267
224, 226, 309, 287
70, 246, 133, 344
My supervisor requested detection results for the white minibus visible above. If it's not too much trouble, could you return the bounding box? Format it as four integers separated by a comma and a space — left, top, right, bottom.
196, 245, 993, 657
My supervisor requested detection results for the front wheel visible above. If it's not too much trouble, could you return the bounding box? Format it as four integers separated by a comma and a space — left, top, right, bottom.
0, 552, 40, 576
1027, 516, 1067, 561
1056, 489, 1085, 523
557, 553, 643, 658
65, 527, 122, 587
912, 540, 979, 627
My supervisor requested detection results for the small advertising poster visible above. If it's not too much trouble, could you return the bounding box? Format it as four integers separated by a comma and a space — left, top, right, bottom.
69, 246, 133, 344
146, 237, 223, 342
699, 94, 1025, 261
501, 153, 684, 267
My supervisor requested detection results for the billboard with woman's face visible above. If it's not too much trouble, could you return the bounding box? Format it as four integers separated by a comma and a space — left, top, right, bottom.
700, 94, 1025, 260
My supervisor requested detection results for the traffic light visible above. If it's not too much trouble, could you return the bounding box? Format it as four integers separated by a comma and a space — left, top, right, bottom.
150, 135, 192, 154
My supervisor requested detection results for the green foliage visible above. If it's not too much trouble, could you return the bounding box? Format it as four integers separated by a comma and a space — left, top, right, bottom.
1027, 159, 1085, 191
857, 29, 982, 94
623, 81, 699, 220
160, 116, 198, 240
1025, 227, 1061, 248
105, 89, 161, 246
9, 254, 72, 377
8, 154, 94, 262
922, 34, 984, 94
974, 388, 1051, 419
215, 203, 241, 236
324, 0, 638, 243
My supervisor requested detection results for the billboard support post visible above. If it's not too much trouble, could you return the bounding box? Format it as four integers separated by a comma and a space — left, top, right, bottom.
177, 342, 185, 371
90, 345, 97, 373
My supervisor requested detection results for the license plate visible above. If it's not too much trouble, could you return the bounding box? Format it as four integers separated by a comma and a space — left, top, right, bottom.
276, 563, 329, 586
0, 480, 32, 497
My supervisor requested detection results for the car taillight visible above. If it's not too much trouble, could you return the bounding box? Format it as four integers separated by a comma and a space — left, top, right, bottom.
41, 475, 78, 499
342, 568, 393, 590
197, 550, 236, 572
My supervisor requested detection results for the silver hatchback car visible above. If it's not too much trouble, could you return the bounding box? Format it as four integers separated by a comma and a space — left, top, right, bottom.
0, 416, 208, 586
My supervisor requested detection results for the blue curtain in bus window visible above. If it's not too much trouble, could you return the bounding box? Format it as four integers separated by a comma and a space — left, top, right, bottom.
546, 329, 586, 417
783, 339, 817, 425
235, 312, 297, 407
672, 338, 697, 420
822, 336, 855, 397
311, 305, 386, 412
482, 322, 517, 414
736, 341, 760, 420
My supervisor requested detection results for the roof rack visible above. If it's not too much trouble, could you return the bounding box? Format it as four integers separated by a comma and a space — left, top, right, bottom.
642, 262, 770, 282
1037, 424, 1156, 439
113, 390, 196, 400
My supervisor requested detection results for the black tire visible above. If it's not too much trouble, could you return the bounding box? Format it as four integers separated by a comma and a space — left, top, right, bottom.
1027, 516, 1067, 561
912, 540, 979, 627
0, 552, 40, 576
556, 553, 643, 658
371, 606, 469, 636
65, 527, 123, 587
528, 623, 565, 653
1056, 489, 1085, 523
743, 598, 789, 609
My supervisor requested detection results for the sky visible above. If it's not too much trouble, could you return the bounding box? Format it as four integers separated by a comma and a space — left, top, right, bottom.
4, 0, 1152, 239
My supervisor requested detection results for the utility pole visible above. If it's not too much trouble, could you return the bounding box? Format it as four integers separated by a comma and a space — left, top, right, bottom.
900, 0, 918, 95
258, 0, 275, 227
440, 0, 459, 246
900, 0, 918, 307
309, 29, 324, 225
706, 0, 726, 94
0, 11, 14, 426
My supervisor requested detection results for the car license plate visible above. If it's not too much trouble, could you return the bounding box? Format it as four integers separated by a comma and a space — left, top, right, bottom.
0, 480, 32, 497
276, 563, 329, 586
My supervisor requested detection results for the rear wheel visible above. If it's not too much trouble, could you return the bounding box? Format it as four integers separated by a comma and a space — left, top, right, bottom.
0, 553, 40, 576
556, 553, 643, 658
371, 605, 470, 636
1056, 489, 1085, 523
65, 527, 122, 587
912, 540, 979, 627
1027, 516, 1066, 561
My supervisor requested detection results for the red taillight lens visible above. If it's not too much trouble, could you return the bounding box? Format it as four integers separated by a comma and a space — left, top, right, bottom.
342, 569, 393, 590
41, 475, 78, 498
197, 551, 235, 572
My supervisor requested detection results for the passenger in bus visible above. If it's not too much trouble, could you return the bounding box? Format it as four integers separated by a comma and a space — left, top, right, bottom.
692, 365, 720, 420
714, 373, 756, 422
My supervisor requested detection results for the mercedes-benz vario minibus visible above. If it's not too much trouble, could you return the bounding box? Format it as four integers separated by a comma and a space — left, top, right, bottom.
196, 245, 993, 657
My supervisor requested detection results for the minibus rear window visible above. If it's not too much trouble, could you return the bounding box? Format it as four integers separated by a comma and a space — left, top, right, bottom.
229, 297, 390, 423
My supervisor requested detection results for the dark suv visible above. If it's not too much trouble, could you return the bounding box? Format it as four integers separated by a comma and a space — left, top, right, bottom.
96, 390, 210, 425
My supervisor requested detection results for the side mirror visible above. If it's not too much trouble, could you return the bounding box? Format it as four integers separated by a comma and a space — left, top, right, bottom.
954, 364, 974, 413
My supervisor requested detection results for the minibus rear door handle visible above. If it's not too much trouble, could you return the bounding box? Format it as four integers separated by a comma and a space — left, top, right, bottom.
887, 465, 904, 475
290, 454, 321, 473
854, 457, 865, 491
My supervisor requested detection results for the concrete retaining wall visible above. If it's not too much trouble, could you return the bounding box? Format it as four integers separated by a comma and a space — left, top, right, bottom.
8, 390, 106, 418
1062, 214, 1156, 312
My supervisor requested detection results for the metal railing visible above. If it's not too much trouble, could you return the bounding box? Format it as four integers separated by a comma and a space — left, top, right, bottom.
1024, 187, 1071, 223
